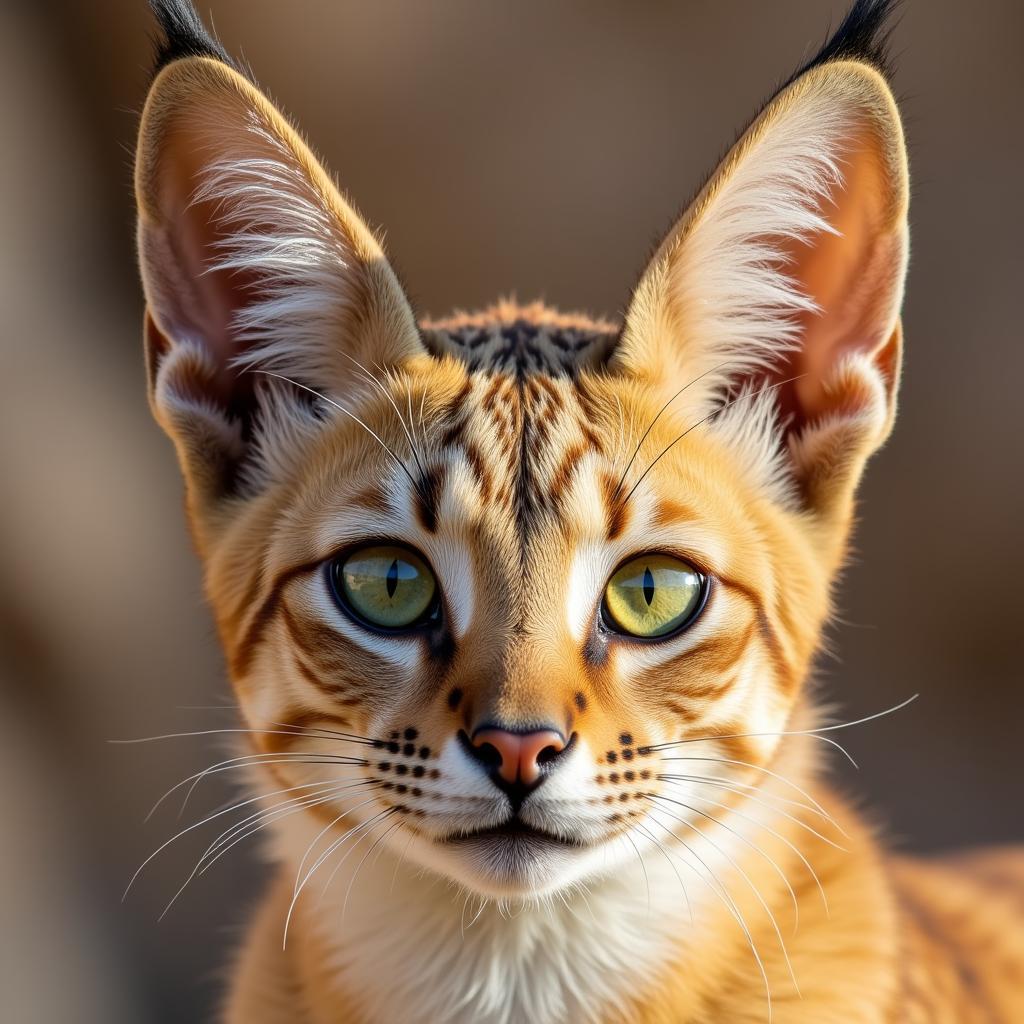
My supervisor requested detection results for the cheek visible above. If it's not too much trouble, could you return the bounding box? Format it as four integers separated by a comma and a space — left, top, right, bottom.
608, 601, 792, 749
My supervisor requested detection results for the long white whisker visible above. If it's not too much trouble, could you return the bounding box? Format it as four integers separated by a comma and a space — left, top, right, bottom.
660, 772, 845, 854
284, 806, 394, 948
293, 793, 385, 896
145, 751, 366, 821
644, 809, 774, 1023
624, 831, 651, 913
339, 817, 403, 920
660, 781, 830, 919
657, 769, 841, 831
659, 755, 847, 837
633, 821, 693, 923
649, 796, 800, 996
337, 351, 429, 483
201, 779, 378, 866
249, 370, 424, 499
157, 783, 366, 920
647, 694, 920, 766
111, 726, 375, 747
655, 789, 801, 928
123, 776, 357, 901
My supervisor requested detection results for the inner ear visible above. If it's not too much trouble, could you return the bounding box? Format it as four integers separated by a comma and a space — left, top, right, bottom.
775, 126, 903, 424
144, 115, 294, 422
137, 55, 426, 517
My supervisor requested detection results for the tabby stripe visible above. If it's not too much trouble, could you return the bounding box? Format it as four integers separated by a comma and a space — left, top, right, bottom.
275, 707, 357, 738
578, 421, 604, 456
601, 471, 630, 540
532, 372, 565, 410
549, 442, 587, 508
414, 464, 446, 533
439, 374, 473, 447
718, 575, 795, 692
677, 622, 758, 681
463, 442, 493, 503
289, 641, 345, 700
229, 558, 324, 677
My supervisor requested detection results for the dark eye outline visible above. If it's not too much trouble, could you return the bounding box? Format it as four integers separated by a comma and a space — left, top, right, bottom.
325, 541, 443, 636
599, 552, 711, 642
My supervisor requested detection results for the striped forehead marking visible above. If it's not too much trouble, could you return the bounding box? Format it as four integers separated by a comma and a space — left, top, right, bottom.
421, 317, 618, 379
431, 362, 613, 538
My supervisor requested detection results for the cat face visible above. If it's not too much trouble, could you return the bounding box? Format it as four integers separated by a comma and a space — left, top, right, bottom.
202, 337, 832, 897
136, 28, 908, 899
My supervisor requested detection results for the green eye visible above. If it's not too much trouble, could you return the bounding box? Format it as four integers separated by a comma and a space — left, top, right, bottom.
603, 554, 706, 639
330, 545, 438, 630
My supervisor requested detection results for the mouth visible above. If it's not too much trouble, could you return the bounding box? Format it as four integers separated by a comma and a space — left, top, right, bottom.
432, 817, 605, 896
445, 817, 589, 852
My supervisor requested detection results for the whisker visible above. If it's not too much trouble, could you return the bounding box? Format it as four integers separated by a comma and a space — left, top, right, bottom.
646, 693, 920, 767
658, 771, 846, 853
651, 792, 801, 936
200, 780, 378, 867
633, 821, 693, 923
110, 726, 376, 747
144, 752, 367, 822
461, 891, 488, 936
284, 806, 395, 948
659, 780, 830, 918
644, 808, 774, 1023
293, 792, 387, 895
624, 831, 651, 913
619, 374, 806, 509
658, 755, 846, 836
248, 370, 426, 503
180, 753, 366, 819
337, 351, 430, 485
663, 731, 859, 768
123, 776, 359, 901
157, 783, 371, 920
339, 817, 404, 920
655, 770, 831, 827
612, 361, 729, 502
647, 795, 800, 995
390, 824, 418, 896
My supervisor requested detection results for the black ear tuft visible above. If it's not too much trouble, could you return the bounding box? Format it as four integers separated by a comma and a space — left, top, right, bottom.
789, 0, 901, 85
148, 0, 235, 77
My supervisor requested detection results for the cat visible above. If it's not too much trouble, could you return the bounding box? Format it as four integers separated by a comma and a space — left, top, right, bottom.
133, 1, 1024, 1020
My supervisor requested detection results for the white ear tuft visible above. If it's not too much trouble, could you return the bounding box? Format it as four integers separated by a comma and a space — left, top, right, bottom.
135, 57, 424, 514
652, 86, 849, 404
615, 60, 909, 532
195, 130, 360, 387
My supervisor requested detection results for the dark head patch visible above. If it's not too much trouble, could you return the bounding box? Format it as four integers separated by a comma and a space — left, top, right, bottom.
422, 318, 618, 380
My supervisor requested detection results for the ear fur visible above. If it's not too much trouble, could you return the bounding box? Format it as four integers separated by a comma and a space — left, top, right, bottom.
136, 10, 422, 529
614, 5, 909, 554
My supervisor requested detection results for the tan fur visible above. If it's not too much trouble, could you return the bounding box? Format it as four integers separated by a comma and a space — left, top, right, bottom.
134, 17, 1024, 1024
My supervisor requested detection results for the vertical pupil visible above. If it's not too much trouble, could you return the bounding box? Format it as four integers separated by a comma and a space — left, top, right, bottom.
386, 558, 400, 598
642, 566, 655, 606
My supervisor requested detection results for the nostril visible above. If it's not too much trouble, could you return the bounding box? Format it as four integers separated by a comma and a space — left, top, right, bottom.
474, 740, 503, 770
535, 743, 562, 767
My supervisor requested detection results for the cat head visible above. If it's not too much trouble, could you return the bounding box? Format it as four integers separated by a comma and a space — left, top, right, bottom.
136, 0, 907, 899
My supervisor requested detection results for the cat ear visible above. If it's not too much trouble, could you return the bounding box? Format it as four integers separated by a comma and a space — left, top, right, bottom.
135, 38, 423, 522
615, 42, 909, 547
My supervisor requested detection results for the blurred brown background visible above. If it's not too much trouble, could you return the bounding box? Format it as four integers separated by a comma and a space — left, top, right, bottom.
1, 1, 1021, 1021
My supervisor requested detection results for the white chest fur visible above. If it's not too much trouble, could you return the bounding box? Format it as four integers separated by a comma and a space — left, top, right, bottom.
280, 832, 696, 1024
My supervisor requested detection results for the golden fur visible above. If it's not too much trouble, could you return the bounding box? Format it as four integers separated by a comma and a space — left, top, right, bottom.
132, 6, 1024, 1022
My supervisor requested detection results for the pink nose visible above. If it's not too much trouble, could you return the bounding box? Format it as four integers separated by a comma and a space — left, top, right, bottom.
470, 728, 567, 786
